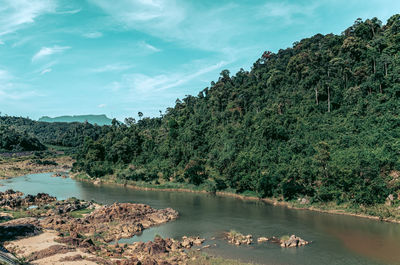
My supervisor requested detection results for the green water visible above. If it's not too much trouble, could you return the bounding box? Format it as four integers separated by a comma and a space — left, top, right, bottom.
1, 173, 400, 265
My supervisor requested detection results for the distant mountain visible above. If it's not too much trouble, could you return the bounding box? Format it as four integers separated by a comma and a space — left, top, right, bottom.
39, 114, 113, 126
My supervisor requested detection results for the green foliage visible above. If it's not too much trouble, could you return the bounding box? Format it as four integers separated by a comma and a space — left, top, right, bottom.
6, 16, 400, 207
0, 125, 46, 152
184, 160, 207, 185
0, 116, 110, 148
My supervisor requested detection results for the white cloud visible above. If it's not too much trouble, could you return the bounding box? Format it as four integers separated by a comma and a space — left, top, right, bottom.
91, 63, 133, 73
257, 2, 319, 24
114, 60, 228, 96
0, 0, 56, 36
89, 0, 251, 54
90, 0, 186, 41
98, 104, 106, 108
0, 69, 12, 80
40, 68, 52, 75
32, 46, 70, 62
56, 8, 82, 14
0, 40, 4, 45
0, 69, 36, 100
83, 31, 103, 39
139, 41, 161, 52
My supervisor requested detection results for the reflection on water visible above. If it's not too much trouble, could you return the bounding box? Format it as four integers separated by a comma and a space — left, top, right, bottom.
1, 173, 399, 265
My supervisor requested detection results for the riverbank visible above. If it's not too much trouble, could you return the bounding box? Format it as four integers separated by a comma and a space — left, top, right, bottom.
71, 172, 400, 224
0, 189, 253, 265
0, 155, 74, 179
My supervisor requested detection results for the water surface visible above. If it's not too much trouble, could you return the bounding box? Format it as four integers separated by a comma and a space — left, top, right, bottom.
1, 173, 400, 265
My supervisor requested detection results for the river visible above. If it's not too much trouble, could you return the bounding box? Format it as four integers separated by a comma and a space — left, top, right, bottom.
1, 173, 400, 265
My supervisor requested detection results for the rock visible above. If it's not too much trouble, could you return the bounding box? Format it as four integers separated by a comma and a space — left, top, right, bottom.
0, 223, 41, 241
192, 237, 205, 246
280, 235, 309, 248
181, 237, 193, 249
386, 194, 395, 206
299, 197, 310, 205
93, 178, 101, 185
27, 245, 75, 262
59, 254, 83, 262
225, 231, 253, 246
257, 237, 269, 243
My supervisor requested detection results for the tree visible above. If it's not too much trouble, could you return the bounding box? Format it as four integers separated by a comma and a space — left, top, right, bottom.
124, 117, 136, 126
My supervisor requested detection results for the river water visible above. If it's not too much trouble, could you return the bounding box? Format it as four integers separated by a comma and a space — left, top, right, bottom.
1, 173, 400, 265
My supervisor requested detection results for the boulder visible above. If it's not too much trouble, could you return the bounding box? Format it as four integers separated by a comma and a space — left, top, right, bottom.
280, 235, 309, 248
257, 237, 269, 243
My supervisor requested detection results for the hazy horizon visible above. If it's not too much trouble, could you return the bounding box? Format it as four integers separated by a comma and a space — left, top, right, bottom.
0, 0, 399, 121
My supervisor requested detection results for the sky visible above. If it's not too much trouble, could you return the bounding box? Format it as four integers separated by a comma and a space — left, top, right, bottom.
0, 0, 399, 120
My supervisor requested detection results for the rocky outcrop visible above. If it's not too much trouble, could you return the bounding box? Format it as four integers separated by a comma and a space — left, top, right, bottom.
280, 235, 309, 248
225, 231, 253, 245
0, 190, 209, 264
40, 203, 178, 242
257, 237, 268, 243
26, 245, 76, 262
0, 190, 56, 210
0, 223, 41, 242
111, 236, 205, 264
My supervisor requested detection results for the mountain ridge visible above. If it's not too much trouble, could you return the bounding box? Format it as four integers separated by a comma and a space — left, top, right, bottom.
39, 114, 113, 126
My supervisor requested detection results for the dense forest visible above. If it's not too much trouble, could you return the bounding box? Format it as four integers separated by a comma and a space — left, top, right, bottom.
2, 15, 400, 206
0, 125, 46, 152
0, 116, 110, 148
39, 114, 113, 126
73, 15, 400, 205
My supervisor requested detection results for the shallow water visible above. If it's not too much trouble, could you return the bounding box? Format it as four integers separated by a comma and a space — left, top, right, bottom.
1, 173, 400, 265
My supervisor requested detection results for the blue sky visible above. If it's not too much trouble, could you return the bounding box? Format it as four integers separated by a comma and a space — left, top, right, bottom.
0, 0, 399, 120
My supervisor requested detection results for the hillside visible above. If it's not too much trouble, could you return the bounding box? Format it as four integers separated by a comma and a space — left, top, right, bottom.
0, 125, 46, 152
0, 116, 110, 148
30, 15, 400, 206
39, 114, 113, 126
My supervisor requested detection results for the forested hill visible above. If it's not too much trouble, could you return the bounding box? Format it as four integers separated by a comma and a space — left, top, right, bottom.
73, 15, 398, 205
0, 125, 46, 152
39, 114, 113, 126
0, 116, 111, 148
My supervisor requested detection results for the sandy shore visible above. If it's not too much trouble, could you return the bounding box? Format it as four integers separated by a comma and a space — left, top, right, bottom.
4, 231, 97, 265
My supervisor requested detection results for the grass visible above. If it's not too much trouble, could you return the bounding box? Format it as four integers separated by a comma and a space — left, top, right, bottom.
0, 209, 29, 219
69, 208, 94, 218
280, 235, 289, 241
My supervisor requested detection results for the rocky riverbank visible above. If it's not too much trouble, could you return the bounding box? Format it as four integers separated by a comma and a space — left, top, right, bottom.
0, 189, 210, 264
0, 189, 256, 265
0, 156, 74, 179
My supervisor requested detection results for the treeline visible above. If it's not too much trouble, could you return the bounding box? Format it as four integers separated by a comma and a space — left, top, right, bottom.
0, 125, 46, 152
74, 15, 400, 205
0, 116, 111, 150
8, 15, 400, 206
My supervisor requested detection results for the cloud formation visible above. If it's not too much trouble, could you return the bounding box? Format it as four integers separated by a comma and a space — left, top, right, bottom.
91, 63, 134, 73
114, 60, 227, 97
0, 69, 36, 100
0, 0, 56, 36
32, 46, 71, 62
83, 32, 103, 39
139, 41, 161, 52
40, 68, 52, 75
